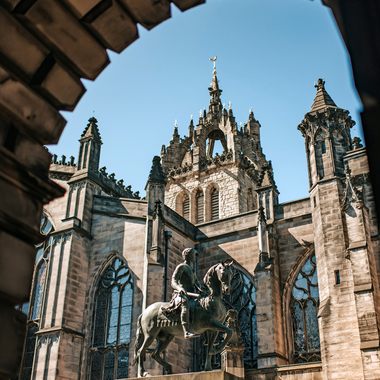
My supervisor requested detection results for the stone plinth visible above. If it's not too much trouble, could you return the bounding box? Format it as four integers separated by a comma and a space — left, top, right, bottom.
124, 370, 241, 380
221, 347, 245, 379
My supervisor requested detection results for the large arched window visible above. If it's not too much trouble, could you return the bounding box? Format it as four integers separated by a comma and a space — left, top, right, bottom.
290, 254, 320, 363
89, 257, 134, 379
19, 213, 54, 380
196, 189, 205, 224
224, 270, 257, 368
210, 187, 219, 220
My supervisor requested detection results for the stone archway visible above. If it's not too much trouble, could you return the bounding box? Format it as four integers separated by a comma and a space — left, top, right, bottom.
0, 1, 379, 378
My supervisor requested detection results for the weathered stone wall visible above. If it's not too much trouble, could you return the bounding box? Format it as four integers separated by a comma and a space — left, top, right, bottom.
163, 206, 197, 374
196, 210, 259, 276
85, 196, 147, 378
165, 165, 251, 223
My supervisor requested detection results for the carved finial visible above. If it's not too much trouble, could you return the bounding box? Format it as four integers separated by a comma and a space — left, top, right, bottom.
315, 78, 325, 90
228, 101, 232, 110
87, 116, 98, 125
352, 137, 363, 150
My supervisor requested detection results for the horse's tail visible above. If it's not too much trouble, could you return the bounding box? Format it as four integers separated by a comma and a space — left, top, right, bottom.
132, 314, 144, 365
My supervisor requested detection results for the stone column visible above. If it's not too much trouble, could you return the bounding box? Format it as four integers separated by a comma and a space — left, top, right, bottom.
343, 167, 380, 379
254, 208, 285, 369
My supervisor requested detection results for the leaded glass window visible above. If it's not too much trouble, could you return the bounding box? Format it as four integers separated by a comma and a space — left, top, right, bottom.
20, 324, 38, 380
224, 270, 257, 368
290, 254, 321, 363
19, 213, 54, 380
89, 257, 133, 379
195, 269, 257, 370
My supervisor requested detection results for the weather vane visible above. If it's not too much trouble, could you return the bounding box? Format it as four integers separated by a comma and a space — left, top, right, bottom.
209, 56, 217, 72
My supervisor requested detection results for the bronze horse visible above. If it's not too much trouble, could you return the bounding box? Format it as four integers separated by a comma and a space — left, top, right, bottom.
133, 261, 234, 377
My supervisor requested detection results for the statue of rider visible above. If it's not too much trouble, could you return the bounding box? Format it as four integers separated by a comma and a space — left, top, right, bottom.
164, 247, 203, 339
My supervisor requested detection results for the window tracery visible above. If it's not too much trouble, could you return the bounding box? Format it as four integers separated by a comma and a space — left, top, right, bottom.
224, 270, 257, 368
89, 257, 133, 379
290, 254, 321, 363
195, 269, 257, 370
19, 213, 54, 380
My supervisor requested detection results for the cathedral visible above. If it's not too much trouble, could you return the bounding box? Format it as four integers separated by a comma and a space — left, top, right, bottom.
18, 66, 380, 380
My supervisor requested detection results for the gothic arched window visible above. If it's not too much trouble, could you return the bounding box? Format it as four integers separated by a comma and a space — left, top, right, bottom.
197, 269, 257, 371
182, 194, 190, 221
225, 270, 257, 368
210, 187, 219, 220
196, 189, 204, 224
89, 257, 134, 379
19, 213, 54, 380
290, 254, 321, 363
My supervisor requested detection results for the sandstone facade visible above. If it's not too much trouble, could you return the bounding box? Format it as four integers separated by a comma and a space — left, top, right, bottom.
18, 72, 379, 380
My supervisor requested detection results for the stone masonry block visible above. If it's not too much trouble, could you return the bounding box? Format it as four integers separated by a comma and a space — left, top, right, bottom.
40, 61, 85, 111
0, 305, 26, 379
120, 0, 171, 30
0, 9, 47, 78
23, 0, 109, 79
64, 0, 103, 17
0, 68, 65, 144
0, 231, 35, 302
85, 0, 139, 53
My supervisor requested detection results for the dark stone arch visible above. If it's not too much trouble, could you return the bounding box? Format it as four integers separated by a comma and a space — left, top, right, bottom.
0, 1, 379, 377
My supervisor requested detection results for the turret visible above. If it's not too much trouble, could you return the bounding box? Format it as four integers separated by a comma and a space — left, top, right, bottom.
77, 117, 102, 173
298, 79, 355, 188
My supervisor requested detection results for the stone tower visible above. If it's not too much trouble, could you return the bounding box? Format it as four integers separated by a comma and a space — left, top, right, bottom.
298, 79, 380, 380
161, 62, 278, 224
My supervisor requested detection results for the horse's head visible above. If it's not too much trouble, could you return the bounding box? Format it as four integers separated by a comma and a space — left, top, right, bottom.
215, 260, 234, 295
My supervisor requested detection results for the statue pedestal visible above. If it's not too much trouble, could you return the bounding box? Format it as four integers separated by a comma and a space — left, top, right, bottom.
221, 347, 245, 380
125, 369, 242, 380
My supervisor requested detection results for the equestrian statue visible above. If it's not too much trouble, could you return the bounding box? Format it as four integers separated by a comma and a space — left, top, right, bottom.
133, 248, 235, 377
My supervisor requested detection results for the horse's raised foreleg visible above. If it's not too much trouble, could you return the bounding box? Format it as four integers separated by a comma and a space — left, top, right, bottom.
151, 334, 174, 374
137, 335, 155, 377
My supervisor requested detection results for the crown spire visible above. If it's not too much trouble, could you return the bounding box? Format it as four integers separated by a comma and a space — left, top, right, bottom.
310, 78, 337, 112
208, 56, 222, 115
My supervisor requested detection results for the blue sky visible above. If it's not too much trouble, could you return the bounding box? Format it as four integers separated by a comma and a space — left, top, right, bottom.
52, 0, 363, 202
